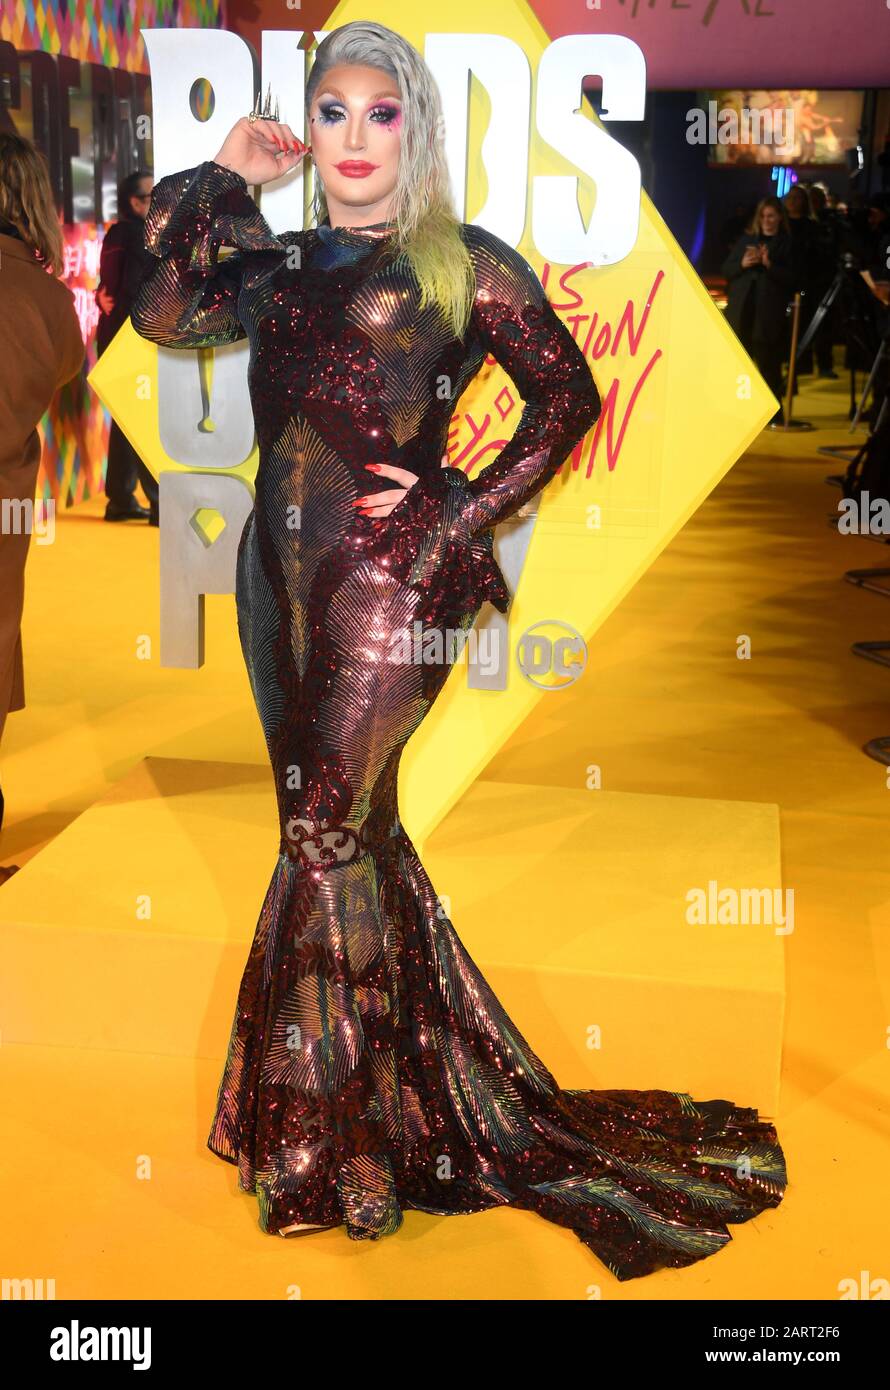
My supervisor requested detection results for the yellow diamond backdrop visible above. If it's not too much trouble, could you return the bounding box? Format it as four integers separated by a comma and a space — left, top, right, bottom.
88, 1, 777, 850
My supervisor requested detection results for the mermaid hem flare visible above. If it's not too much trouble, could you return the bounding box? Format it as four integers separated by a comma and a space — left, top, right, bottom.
205, 828, 786, 1282
133, 160, 787, 1283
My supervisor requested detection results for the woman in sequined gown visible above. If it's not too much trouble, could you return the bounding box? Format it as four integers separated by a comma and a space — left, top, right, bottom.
132, 22, 786, 1281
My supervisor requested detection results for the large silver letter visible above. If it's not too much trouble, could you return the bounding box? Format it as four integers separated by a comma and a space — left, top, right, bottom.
160, 471, 253, 668
534, 34, 644, 266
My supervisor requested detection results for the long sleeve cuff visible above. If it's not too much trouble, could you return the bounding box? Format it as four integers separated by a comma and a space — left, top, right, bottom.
132, 160, 287, 349
385, 466, 512, 615
145, 160, 283, 268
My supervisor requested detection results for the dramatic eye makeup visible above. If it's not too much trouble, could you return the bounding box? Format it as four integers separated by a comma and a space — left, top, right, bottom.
314, 98, 402, 127
316, 101, 347, 125
367, 103, 401, 127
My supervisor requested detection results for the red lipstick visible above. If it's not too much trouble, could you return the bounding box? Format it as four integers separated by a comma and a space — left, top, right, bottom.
335, 161, 378, 178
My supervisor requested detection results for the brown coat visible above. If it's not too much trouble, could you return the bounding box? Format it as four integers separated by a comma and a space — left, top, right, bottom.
0, 231, 84, 744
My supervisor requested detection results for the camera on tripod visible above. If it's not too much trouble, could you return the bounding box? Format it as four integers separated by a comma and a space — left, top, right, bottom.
796, 239, 890, 425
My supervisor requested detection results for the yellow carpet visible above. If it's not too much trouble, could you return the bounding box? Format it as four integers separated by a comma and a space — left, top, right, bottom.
0, 756, 784, 1104
1, 365, 888, 1298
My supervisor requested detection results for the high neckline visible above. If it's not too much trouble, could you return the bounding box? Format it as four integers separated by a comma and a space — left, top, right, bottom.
317, 220, 396, 242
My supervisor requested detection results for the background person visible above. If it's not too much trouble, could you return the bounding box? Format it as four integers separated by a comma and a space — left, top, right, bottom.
0, 131, 84, 880
783, 183, 823, 379
95, 170, 159, 524
721, 196, 796, 426
806, 183, 842, 378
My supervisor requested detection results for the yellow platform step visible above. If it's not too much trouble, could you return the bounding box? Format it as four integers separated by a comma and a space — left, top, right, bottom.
0, 755, 785, 1113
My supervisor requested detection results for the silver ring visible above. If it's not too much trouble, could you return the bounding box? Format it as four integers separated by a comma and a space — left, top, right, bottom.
248, 83, 280, 125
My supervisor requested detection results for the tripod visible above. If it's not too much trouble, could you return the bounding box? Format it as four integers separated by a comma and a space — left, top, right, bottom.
796, 252, 885, 424
824, 371, 890, 765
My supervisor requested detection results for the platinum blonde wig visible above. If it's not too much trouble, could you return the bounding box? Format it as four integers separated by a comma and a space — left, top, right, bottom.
305, 21, 476, 338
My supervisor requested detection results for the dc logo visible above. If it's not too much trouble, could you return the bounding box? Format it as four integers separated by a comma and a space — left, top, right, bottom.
517, 620, 587, 690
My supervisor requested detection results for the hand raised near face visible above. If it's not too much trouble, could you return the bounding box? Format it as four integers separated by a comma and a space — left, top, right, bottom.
212, 116, 309, 187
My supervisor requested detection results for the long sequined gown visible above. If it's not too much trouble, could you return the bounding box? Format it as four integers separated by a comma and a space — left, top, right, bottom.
132, 161, 787, 1281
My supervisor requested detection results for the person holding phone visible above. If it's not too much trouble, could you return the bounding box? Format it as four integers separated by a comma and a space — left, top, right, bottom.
722, 196, 796, 427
